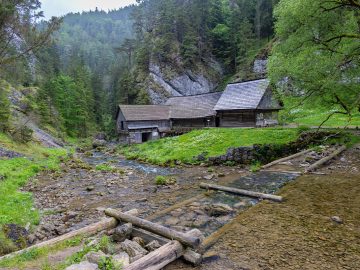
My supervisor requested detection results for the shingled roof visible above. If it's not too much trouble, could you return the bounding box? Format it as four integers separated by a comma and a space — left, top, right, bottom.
166, 92, 222, 119
214, 79, 272, 110
118, 105, 170, 121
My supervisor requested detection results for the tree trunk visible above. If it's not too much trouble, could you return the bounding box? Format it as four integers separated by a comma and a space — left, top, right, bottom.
200, 183, 283, 202
124, 241, 184, 270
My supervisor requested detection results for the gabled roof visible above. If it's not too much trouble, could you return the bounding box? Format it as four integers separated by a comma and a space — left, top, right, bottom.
214, 79, 272, 110
166, 92, 222, 119
118, 105, 170, 121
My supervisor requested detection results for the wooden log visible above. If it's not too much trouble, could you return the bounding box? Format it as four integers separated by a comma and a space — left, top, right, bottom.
0, 209, 138, 262
305, 145, 347, 173
124, 240, 184, 270
183, 248, 202, 266
261, 149, 312, 169
200, 183, 283, 202
105, 208, 201, 249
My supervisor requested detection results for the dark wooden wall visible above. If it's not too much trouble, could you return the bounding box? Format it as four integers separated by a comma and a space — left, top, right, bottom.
218, 111, 256, 127
172, 117, 216, 128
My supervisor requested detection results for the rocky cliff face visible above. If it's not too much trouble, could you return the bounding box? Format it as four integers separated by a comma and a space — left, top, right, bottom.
145, 59, 223, 104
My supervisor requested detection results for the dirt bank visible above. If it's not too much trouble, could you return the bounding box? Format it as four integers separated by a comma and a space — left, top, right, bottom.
167, 145, 360, 270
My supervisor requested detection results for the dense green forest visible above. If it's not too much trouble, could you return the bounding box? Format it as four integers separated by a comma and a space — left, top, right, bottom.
0, 0, 359, 139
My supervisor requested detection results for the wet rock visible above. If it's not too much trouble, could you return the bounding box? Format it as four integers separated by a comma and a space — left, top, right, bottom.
120, 239, 148, 258
132, 237, 145, 247
65, 261, 99, 270
85, 251, 106, 264
145, 240, 161, 251
92, 139, 107, 149
331, 216, 343, 224
113, 252, 130, 267
192, 215, 211, 228
203, 174, 215, 180
234, 201, 247, 209
113, 223, 132, 242
165, 217, 180, 226
205, 203, 234, 217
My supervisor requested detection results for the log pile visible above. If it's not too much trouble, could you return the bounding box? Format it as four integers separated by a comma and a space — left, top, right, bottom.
104, 208, 204, 270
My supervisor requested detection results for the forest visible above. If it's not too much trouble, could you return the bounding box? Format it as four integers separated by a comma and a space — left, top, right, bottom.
1, 0, 359, 139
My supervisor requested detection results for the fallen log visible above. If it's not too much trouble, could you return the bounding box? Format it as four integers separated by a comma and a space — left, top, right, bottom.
124, 240, 183, 270
0, 209, 138, 262
261, 149, 312, 169
305, 145, 347, 173
200, 183, 283, 202
105, 208, 201, 249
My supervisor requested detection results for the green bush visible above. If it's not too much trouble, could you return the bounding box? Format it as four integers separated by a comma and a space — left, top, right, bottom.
155, 175, 176, 186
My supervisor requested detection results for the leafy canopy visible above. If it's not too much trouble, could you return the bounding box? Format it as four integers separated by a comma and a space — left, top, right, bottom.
269, 0, 360, 124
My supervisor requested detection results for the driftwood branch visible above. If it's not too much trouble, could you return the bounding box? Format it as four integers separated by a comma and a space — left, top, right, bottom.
200, 183, 283, 202
261, 149, 312, 169
305, 145, 347, 173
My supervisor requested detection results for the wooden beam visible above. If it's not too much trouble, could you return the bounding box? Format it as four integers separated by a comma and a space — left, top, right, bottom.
124, 240, 184, 270
261, 149, 312, 169
105, 208, 201, 249
200, 183, 283, 202
0, 209, 138, 262
305, 145, 347, 173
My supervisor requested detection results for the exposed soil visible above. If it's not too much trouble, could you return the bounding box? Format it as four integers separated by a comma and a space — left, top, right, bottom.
166, 145, 360, 270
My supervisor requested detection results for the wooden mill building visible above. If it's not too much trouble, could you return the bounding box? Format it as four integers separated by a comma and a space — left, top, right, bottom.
116, 79, 282, 144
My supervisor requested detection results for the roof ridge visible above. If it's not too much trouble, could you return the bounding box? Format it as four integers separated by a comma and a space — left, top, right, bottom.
167, 91, 222, 99
227, 78, 268, 86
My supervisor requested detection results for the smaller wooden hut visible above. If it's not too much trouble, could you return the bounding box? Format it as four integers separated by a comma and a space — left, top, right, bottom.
116, 105, 171, 144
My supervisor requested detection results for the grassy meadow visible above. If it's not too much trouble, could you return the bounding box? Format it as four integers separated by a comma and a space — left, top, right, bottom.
121, 128, 300, 165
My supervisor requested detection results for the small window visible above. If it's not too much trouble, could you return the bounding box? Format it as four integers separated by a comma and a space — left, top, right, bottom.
121, 121, 124, 130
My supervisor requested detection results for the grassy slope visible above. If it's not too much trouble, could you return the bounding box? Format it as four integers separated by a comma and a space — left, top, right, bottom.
280, 97, 360, 127
0, 133, 68, 254
122, 128, 299, 165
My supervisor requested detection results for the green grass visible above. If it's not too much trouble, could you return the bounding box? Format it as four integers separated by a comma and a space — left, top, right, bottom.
121, 128, 299, 165
0, 133, 68, 255
280, 96, 360, 128
0, 236, 83, 269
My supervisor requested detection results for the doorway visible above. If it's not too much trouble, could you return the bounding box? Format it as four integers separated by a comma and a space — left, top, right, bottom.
141, 132, 152, 142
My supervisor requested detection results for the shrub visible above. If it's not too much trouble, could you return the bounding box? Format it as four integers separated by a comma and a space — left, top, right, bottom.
155, 176, 167, 185
250, 161, 261, 173
155, 175, 177, 185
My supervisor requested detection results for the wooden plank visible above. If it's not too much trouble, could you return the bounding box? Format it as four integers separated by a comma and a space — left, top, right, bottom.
200, 183, 283, 202
0, 209, 138, 262
124, 240, 184, 270
305, 145, 347, 173
105, 208, 201, 249
261, 149, 312, 169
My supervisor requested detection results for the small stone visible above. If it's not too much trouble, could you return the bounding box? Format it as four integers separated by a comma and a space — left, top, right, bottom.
85, 251, 106, 265
205, 203, 234, 217
331, 216, 343, 224
113, 223, 132, 242
132, 237, 145, 247
86, 186, 95, 192
65, 261, 99, 270
113, 252, 130, 267
233, 201, 247, 209
120, 239, 148, 258
145, 240, 161, 252
203, 174, 215, 180
165, 217, 179, 226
